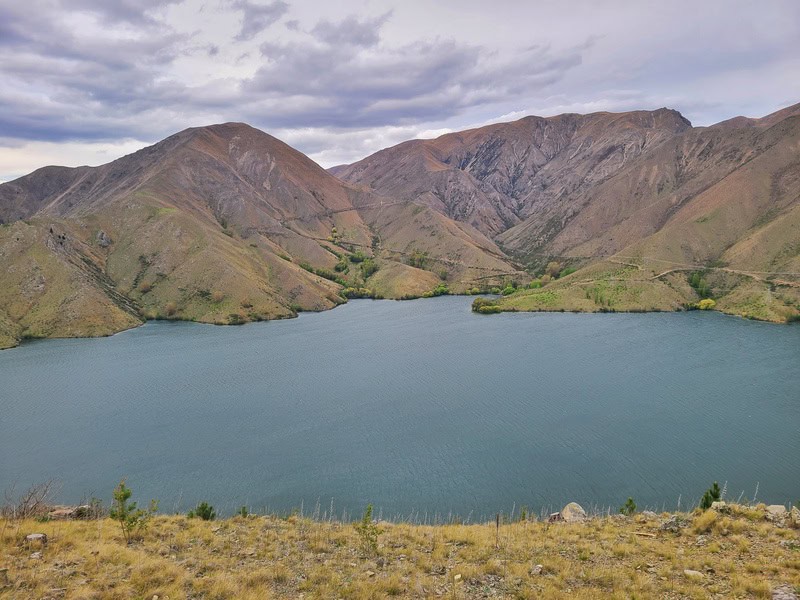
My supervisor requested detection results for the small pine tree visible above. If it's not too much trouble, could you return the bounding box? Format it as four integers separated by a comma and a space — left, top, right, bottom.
109, 479, 157, 544
700, 481, 722, 510
619, 497, 637, 516
354, 504, 380, 555
188, 502, 216, 521
238, 505, 249, 518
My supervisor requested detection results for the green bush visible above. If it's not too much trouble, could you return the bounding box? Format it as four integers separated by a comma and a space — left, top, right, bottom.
529, 280, 542, 289
559, 267, 576, 278
349, 250, 366, 263
700, 481, 722, 510
109, 480, 158, 544
689, 272, 712, 298
472, 297, 502, 313
188, 502, 216, 521
407, 249, 428, 269
619, 497, 637, 516
360, 258, 379, 279
354, 504, 380, 555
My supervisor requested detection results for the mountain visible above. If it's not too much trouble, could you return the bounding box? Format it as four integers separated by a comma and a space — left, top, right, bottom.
0, 123, 524, 349
334, 109, 692, 238
3, 104, 798, 349
335, 104, 800, 322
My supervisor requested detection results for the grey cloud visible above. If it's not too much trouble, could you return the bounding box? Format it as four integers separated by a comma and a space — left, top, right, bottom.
246, 30, 583, 128
0, 2, 190, 142
310, 13, 391, 47
65, 0, 183, 25
1, 0, 797, 164
233, 0, 289, 41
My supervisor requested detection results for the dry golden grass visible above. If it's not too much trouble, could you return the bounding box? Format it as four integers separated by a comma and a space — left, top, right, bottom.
1, 505, 798, 599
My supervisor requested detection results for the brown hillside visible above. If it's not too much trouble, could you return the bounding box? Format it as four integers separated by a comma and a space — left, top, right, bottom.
0, 123, 523, 348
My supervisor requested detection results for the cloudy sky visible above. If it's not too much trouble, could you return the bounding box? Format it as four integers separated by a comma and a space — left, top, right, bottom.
1, 0, 799, 181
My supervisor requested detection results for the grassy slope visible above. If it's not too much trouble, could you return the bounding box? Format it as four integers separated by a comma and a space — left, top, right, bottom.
0, 221, 143, 349
2, 504, 798, 599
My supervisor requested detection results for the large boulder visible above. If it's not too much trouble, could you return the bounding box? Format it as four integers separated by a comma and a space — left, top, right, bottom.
766, 505, 788, 523
789, 506, 800, 529
559, 502, 587, 523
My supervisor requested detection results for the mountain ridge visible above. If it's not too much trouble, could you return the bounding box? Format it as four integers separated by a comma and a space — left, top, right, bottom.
2, 103, 799, 349
0, 121, 525, 349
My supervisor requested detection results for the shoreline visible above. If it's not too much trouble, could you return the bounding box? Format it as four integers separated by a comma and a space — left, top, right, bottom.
2, 294, 795, 351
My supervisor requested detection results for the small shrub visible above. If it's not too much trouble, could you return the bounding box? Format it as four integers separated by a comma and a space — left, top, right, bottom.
109, 479, 157, 544
188, 502, 216, 521
429, 283, 449, 296
529, 279, 542, 289
559, 267, 577, 278
696, 298, 716, 310
545, 261, 561, 277
227, 312, 245, 325
211, 290, 225, 303
700, 481, 722, 510
164, 301, 177, 316
138, 282, 152, 294
360, 258, 379, 278
619, 497, 637, 516
407, 249, 428, 269
354, 504, 380, 555
349, 250, 366, 263
472, 297, 502, 314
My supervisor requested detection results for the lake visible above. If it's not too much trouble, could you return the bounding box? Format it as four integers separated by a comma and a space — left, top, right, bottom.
1, 297, 798, 520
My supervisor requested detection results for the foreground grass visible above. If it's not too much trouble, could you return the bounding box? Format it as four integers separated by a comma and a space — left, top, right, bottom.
2, 505, 799, 599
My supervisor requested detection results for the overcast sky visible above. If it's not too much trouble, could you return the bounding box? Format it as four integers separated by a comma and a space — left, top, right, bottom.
1, 0, 799, 181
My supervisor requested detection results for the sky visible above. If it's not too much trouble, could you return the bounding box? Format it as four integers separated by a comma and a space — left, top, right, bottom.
1, 0, 799, 181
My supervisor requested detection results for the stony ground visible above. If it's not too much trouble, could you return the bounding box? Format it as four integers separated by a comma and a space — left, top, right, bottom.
1, 503, 798, 599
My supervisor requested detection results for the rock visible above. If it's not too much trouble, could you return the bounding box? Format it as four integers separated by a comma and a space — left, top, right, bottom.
789, 506, 800, 529
660, 515, 688, 532
25, 533, 48, 546
641, 510, 658, 519
772, 584, 799, 600
559, 502, 586, 523
30, 552, 42, 560
711, 501, 730, 513
683, 569, 704, 580
48, 505, 93, 520
547, 512, 563, 523
96, 230, 112, 248
365, 570, 376, 578
766, 505, 788, 523
530, 564, 543, 576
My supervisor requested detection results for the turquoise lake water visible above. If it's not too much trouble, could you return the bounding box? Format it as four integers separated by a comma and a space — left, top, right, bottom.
1, 297, 798, 520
